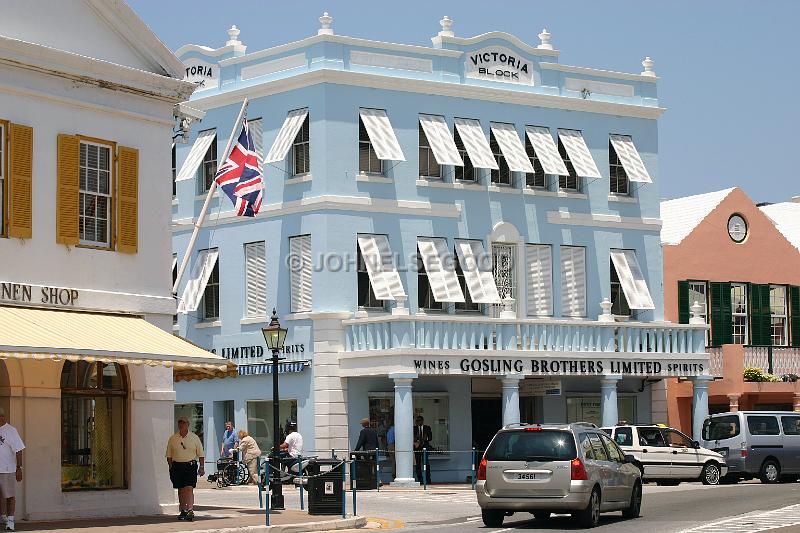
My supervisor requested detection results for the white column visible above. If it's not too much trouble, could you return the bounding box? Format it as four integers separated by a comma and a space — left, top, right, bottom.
600, 376, 622, 427
500, 375, 523, 426
692, 376, 712, 440
390, 372, 418, 487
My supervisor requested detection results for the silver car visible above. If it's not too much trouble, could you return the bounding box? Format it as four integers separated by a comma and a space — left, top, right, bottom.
476, 423, 643, 528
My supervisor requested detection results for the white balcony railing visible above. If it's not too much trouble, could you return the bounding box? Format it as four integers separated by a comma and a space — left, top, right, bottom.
744, 346, 800, 376
709, 347, 724, 376
343, 315, 707, 355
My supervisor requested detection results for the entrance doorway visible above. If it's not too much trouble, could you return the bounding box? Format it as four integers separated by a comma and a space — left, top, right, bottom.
471, 398, 502, 452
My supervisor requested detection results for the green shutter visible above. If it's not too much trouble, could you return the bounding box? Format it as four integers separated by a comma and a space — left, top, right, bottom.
749, 284, 771, 346
678, 281, 690, 324
791, 286, 800, 347
710, 282, 732, 347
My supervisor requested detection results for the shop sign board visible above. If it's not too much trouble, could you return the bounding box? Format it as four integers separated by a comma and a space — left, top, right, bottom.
183, 57, 219, 91
465, 46, 533, 84
519, 379, 562, 396
0, 282, 79, 306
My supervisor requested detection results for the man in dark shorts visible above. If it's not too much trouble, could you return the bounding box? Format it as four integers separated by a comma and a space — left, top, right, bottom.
166, 416, 205, 521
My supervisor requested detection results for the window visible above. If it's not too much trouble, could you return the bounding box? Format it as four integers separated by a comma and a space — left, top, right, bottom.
703, 415, 741, 441
558, 139, 580, 191
689, 281, 709, 344
418, 124, 441, 179
609, 141, 630, 195
770, 285, 788, 346
610, 261, 631, 316
357, 247, 385, 309
174, 403, 203, 445
417, 251, 443, 311
245, 241, 267, 317
664, 429, 694, 448
359, 117, 383, 175
638, 427, 667, 447
289, 235, 312, 313
526, 244, 553, 317
0, 123, 5, 235
587, 434, 609, 461
600, 433, 625, 462
368, 395, 450, 452
614, 427, 633, 447
579, 433, 594, 460
491, 243, 515, 316
454, 247, 479, 313
560, 246, 586, 318
524, 137, 547, 189
201, 248, 220, 320
746, 415, 780, 436
291, 114, 310, 176
566, 396, 637, 427
172, 253, 178, 324
79, 140, 112, 247
246, 400, 298, 454
484, 430, 577, 462
454, 129, 475, 182
489, 132, 511, 185
781, 415, 800, 436
171, 143, 177, 196
61, 361, 127, 490
200, 133, 217, 192
731, 283, 748, 344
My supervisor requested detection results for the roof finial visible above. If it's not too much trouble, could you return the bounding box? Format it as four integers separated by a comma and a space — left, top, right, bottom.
318, 11, 334, 35
641, 56, 656, 77
439, 16, 454, 37
537, 28, 553, 50
226, 25, 241, 47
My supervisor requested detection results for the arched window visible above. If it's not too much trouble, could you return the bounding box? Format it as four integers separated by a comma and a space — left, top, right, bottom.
61, 361, 127, 491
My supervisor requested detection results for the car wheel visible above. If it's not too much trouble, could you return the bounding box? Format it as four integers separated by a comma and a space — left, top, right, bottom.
532, 511, 551, 520
481, 509, 504, 527
759, 459, 780, 484
701, 462, 721, 485
573, 487, 600, 528
622, 481, 642, 519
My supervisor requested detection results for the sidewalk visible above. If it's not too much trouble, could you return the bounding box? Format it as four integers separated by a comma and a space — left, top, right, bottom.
14, 506, 366, 533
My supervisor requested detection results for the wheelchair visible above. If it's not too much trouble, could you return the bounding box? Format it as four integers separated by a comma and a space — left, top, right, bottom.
207, 451, 250, 488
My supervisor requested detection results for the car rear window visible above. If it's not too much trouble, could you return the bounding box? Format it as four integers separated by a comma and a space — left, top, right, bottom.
703, 415, 740, 441
747, 415, 780, 436
781, 415, 800, 436
485, 430, 577, 462
614, 427, 633, 446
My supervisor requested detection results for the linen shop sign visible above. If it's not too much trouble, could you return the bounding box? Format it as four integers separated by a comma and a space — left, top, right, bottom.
465, 46, 533, 84
413, 357, 707, 377
0, 282, 79, 306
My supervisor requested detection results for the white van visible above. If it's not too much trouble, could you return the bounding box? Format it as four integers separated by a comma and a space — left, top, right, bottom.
701, 411, 800, 483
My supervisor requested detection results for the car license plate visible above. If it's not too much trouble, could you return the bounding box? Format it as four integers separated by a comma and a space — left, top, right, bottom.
516, 472, 539, 480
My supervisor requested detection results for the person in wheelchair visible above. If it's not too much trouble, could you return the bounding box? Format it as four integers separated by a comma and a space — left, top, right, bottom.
232, 430, 261, 484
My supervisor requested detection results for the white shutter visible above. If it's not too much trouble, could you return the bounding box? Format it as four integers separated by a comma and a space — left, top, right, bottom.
265, 108, 308, 163
358, 109, 405, 161
417, 237, 465, 303
419, 115, 463, 166
609, 134, 652, 183
525, 126, 569, 176
177, 249, 219, 313
249, 118, 264, 168
455, 240, 501, 304
557, 129, 601, 178
526, 244, 553, 317
357, 235, 406, 300
490, 123, 534, 173
245, 241, 267, 317
610, 249, 655, 310
453, 118, 499, 169
290, 235, 312, 312
560, 246, 586, 317
176, 129, 216, 181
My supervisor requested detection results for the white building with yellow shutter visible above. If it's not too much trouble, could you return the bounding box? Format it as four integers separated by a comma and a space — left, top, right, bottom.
0, 0, 231, 521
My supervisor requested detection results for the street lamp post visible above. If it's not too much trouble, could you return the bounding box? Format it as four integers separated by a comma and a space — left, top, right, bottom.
262, 308, 287, 510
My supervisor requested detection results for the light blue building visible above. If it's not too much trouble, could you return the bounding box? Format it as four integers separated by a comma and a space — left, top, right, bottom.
171, 15, 709, 484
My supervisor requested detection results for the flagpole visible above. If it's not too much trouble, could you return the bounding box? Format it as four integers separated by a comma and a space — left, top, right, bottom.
173, 98, 249, 296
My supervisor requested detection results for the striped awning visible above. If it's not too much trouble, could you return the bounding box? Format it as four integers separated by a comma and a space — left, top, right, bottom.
0, 306, 235, 380
237, 361, 307, 376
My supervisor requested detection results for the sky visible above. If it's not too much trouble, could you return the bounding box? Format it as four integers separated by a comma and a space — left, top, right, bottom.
129, 0, 799, 203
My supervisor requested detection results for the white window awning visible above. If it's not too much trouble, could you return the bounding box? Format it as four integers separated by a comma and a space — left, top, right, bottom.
525, 126, 569, 176
249, 118, 264, 166
419, 115, 463, 166
417, 237, 465, 303
490, 123, 534, 173
455, 240, 501, 304
357, 235, 406, 300
171, 255, 177, 273
610, 249, 655, 310
177, 249, 219, 313
557, 129, 601, 178
176, 129, 216, 182
610, 134, 652, 183
264, 108, 308, 163
359, 109, 405, 161
454, 118, 499, 170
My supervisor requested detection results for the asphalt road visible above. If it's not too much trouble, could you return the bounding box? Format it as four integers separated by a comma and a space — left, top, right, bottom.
195, 482, 800, 533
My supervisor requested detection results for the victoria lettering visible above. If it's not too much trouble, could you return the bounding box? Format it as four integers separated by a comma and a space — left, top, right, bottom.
185, 65, 214, 78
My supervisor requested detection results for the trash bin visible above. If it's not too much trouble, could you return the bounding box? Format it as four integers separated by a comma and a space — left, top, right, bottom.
350, 451, 378, 490
307, 458, 344, 515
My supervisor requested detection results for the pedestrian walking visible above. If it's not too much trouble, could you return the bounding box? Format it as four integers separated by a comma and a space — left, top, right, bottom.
354, 418, 379, 452
220, 420, 239, 459
166, 416, 205, 521
234, 430, 262, 484
413, 416, 432, 485
0, 409, 24, 532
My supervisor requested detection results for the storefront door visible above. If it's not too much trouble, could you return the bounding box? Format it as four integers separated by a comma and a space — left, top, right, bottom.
472, 398, 502, 452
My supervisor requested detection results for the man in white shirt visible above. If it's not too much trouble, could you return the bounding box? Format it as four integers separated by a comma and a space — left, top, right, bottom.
0, 409, 24, 532
280, 422, 303, 458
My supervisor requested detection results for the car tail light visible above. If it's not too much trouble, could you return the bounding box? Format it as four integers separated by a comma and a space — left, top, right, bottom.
741, 442, 748, 458
477, 458, 487, 480
571, 458, 589, 480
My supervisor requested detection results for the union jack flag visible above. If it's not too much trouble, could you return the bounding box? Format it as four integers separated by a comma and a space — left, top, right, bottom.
214, 119, 263, 217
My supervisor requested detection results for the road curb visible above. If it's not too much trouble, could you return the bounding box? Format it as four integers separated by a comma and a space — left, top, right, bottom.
183, 516, 367, 533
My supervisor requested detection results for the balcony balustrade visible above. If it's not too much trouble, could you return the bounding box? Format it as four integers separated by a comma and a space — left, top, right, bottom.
743, 346, 800, 377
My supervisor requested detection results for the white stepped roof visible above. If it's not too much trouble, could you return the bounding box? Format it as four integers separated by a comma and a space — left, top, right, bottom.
660, 188, 735, 245
760, 202, 800, 252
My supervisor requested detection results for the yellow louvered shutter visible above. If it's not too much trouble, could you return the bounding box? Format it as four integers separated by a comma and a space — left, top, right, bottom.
56, 134, 80, 245
117, 146, 138, 253
7, 123, 33, 239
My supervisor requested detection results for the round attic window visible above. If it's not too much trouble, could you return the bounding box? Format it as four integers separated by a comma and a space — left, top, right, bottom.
727, 214, 748, 243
